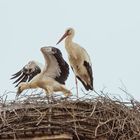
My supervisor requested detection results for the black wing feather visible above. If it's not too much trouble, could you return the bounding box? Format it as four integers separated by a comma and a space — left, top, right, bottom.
28, 74, 34, 82
52, 47, 69, 84
71, 65, 91, 90
11, 70, 22, 79
72, 62, 93, 91
15, 75, 27, 87
76, 75, 90, 91
83, 61, 93, 90
12, 73, 25, 84
20, 75, 28, 83
11, 63, 41, 87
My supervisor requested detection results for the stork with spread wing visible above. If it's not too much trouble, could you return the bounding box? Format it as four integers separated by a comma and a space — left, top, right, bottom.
11, 46, 71, 96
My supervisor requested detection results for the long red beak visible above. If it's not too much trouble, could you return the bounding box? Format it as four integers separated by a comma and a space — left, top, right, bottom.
56, 32, 68, 45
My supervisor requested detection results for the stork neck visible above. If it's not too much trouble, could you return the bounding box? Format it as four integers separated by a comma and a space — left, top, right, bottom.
65, 37, 78, 59
65, 36, 73, 49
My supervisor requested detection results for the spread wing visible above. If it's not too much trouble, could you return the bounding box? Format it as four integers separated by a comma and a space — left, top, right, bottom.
11, 61, 42, 87
41, 46, 69, 84
52, 47, 69, 84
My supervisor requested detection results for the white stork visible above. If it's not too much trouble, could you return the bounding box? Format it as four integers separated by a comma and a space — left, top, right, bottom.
11, 46, 71, 97
56, 28, 94, 95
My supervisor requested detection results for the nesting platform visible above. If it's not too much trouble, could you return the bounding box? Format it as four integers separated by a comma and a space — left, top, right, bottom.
0, 91, 140, 140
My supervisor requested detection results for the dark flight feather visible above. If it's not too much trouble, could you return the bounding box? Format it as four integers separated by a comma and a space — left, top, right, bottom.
11, 70, 22, 79
72, 61, 93, 91
83, 61, 93, 90
11, 65, 41, 87
52, 47, 69, 85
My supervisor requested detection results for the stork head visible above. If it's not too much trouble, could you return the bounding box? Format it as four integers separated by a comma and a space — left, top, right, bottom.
56, 27, 75, 45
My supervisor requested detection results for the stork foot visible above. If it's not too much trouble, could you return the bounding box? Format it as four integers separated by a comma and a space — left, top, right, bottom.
17, 82, 28, 96
64, 90, 72, 97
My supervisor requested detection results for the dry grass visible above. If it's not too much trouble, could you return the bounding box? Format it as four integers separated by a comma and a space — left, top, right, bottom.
0, 90, 140, 140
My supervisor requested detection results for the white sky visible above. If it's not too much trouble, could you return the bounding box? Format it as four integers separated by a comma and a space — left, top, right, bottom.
0, 0, 140, 100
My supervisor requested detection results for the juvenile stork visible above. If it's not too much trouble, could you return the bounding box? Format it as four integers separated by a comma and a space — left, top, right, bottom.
56, 28, 93, 95
11, 46, 71, 97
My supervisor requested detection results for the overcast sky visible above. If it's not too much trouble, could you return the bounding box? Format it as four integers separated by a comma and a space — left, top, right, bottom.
0, 0, 140, 100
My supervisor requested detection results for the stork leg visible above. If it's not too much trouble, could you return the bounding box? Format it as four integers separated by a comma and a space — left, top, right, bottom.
45, 91, 50, 104
75, 76, 79, 98
45, 86, 54, 104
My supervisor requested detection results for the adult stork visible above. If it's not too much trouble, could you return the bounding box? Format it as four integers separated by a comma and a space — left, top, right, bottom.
11, 46, 71, 97
56, 28, 94, 96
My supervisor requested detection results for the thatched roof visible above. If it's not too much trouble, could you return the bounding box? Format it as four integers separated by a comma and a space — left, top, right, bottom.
0, 91, 140, 140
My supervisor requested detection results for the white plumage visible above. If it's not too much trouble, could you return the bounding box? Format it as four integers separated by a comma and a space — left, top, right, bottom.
11, 46, 71, 96
56, 28, 93, 91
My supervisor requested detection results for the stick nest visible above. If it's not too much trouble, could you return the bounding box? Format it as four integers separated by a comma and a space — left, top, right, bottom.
0, 90, 140, 140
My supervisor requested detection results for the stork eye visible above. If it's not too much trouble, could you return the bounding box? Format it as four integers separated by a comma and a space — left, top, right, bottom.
67, 30, 70, 33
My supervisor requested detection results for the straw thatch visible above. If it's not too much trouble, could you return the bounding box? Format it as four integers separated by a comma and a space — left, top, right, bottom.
0, 90, 140, 140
